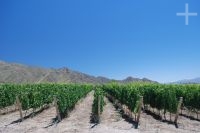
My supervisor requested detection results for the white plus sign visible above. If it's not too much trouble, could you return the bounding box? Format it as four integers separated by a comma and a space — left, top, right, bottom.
176, 3, 198, 25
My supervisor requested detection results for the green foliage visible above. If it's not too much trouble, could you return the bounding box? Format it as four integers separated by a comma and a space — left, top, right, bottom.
102, 83, 141, 113
0, 84, 18, 108
92, 87, 105, 115
55, 84, 92, 118
102, 83, 200, 114
0, 82, 199, 117
141, 84, 178, 113
91, 86, 105, 123
0, 83, 92, 119
175, 84, 200, 110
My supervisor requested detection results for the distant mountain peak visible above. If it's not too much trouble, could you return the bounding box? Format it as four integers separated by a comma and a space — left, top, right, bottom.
116, 76, 157, 83
174, 77, 200, 84
58, 67, 70, 73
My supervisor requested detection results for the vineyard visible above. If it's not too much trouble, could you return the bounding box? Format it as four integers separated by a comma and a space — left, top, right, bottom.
0, 83, 200, 133
0, 84, 93, 121
103, 83, 200, 123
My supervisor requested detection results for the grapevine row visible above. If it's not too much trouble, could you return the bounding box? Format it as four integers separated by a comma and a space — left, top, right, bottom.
0, 84, 93, 120
91, 87, 105, 123
102, 83, 200, 121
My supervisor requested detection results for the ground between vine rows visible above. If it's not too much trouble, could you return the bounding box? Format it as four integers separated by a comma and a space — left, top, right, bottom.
0, 91, 200, 133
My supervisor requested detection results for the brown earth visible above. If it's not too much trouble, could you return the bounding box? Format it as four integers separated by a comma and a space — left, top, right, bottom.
0, 92, 200, 133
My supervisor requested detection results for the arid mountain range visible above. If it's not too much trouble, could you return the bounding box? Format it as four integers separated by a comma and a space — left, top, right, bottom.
0, 60, 155, 84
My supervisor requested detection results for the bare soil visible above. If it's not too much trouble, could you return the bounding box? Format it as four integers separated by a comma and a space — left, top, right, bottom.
91, 97, 139, 133
0, 92, 200, 133
139, 110, 200, 133
0, 105, 17, 115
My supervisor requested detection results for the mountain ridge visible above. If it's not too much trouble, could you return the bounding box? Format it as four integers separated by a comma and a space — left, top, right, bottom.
0, 60, 155, 84
174, 77, 200, 84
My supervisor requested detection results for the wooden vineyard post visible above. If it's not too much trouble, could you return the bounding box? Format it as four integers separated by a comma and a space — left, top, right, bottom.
16, 96, 23, 122
174, 97, 183, 124
124, 105, 127, 115
136, 96, 143, 128
98, 95, 101, 122
54, 97, 61, 122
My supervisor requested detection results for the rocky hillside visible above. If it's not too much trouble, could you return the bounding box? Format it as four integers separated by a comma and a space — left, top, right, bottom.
0, 60, 155, 84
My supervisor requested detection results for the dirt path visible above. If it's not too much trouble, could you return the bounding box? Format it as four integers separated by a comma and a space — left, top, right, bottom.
139, 111, 200, 133
91, 97, 139, 133
0, 106, 56, 133
47, 91, 94, 133
93, 97, 200, 133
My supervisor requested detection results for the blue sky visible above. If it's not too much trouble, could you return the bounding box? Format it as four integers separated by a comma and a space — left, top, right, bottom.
0, 0, 200, 83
